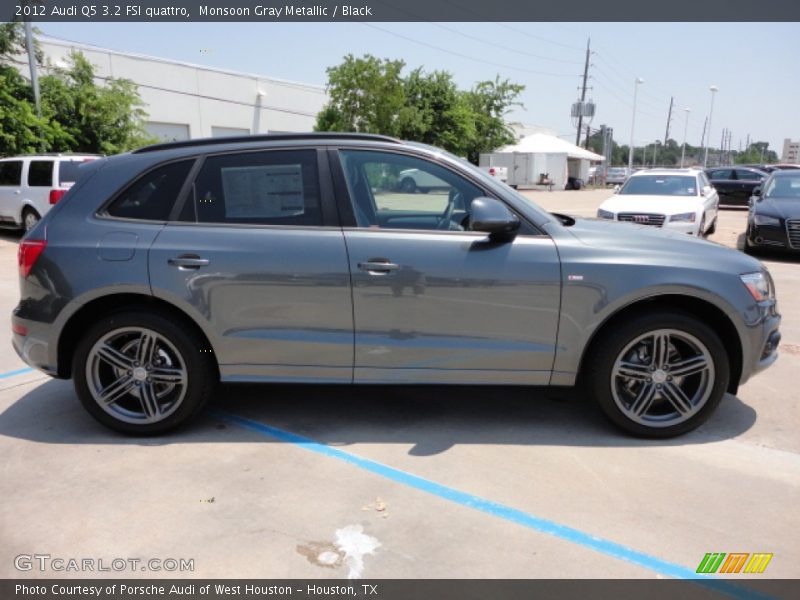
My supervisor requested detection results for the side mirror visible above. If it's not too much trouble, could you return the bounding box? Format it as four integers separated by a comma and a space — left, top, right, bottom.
702, 185, 713, 195
470, 197, 520, 240
753, 186, 762, 197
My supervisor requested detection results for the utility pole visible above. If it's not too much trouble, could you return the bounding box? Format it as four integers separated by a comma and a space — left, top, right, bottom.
664, 96, 674, 146
699, 117, 708, 153
575, 38, 591, 146
585, 125, 591, 149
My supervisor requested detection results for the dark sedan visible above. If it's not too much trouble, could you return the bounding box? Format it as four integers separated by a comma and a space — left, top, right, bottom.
706, 167, 768, 207
746, 170, 800, 253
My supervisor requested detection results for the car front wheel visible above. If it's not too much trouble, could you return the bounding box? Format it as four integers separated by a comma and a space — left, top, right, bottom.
73, 310, 216, 434
587, 312, 730, 437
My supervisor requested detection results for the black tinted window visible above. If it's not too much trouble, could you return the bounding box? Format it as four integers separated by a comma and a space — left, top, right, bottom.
28, 160, 54, 186
106, 160, 193, 221
58, 160, 94, 185
189, 150, 321, 226
736, 169, 763, 181
0, 161, 22, 186
707, 169, 733, 180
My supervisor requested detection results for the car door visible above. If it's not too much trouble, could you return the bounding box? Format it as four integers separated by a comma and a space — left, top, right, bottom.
0, 160, 24, 223
707, 168, 735, 203
734, 169, 765, 206
149, 148, 354, 383
332, 148, 561, 385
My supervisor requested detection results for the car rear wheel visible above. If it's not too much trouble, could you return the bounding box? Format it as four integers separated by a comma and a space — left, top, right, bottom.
22, 208, 40, 232
587, 312, 729, 437
73, 310, 216, 434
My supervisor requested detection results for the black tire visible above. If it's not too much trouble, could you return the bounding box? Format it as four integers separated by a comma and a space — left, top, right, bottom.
22, 207, 40, 233
399, 177, 417, 193
72, 309, 216, 435
707, 217, 717, 235
586, 311, 730, 438
743, 226, 760, 255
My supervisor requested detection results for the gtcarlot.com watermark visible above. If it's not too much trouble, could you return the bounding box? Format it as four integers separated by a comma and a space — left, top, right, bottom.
14, 554, 194, 573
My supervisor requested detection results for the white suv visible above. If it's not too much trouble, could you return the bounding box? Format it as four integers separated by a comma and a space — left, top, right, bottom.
0, 154, 99, 232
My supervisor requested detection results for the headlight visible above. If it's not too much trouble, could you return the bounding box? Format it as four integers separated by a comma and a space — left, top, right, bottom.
670, 212, 696, 223
597, 209, 614, 219
740, 272, 773, 301
753, 214, 780, 226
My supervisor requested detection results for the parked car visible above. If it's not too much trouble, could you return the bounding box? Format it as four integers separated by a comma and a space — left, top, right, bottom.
597, 168, 719, 236
13, 133, 780, 438
745, 170, 800, 254
772, 164, 800, 171
605, 167, 630, 185
0, 154, 99, 231
705, 167, 768, 207
397, 168, 449, 193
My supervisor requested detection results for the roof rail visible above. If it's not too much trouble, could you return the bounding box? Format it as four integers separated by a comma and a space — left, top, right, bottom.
132, 132, 402, 154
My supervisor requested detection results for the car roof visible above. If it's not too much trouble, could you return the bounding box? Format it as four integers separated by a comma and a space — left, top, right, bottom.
0, 153, 100, 160
771, 169, 800, 177
132, 132, 403, 154
631, 168, 700, 176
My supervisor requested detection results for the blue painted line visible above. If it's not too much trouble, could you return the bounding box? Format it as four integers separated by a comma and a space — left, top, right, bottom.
213, 410, 773, 600
0, 367, 34, 380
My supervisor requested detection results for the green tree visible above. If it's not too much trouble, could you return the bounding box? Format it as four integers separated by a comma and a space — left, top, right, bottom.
316, 55, 524, 163
315, 54, 406, 135
0, 23, 154, 156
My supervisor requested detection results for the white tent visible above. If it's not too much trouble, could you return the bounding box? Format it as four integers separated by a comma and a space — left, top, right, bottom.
498, 132, 605, 161
481, 132, 604, 189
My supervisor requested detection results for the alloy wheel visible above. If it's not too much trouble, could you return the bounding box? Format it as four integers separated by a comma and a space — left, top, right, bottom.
610, 328, 715, 428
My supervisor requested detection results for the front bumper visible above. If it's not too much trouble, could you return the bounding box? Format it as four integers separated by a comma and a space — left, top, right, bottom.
739, 301, 781, 385
747, 223, 796, 251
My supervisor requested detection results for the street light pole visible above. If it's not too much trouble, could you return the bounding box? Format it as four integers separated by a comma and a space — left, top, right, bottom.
680, 108, 691, 167
627, 77, 644, 172
703, 85, 718, 168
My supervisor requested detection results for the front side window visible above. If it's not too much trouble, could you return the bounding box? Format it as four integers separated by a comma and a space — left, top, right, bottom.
105, 160, 193, 221
736, 169, 763, 181
28, 160, 54, 187
0, 161, 23, 186
188, 150, 321, 226
339, 150, 485, 231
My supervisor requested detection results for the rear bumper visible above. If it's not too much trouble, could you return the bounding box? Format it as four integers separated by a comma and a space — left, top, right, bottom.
11, 312, 59, 378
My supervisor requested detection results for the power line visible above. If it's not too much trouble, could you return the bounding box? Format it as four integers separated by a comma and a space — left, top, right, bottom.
362, 24, 576, 78
429, 23, 583, 65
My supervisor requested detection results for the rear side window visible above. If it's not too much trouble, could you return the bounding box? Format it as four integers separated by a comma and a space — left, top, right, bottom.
187, 150, 321, 226
105, 160, 193, 221
0, 161, 23, 186
28, 160, 54, 186
707, 169, 733, 180
58, 160, 94, 185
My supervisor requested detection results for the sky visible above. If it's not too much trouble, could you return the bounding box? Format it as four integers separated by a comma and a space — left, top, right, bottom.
35, 21, 800, 153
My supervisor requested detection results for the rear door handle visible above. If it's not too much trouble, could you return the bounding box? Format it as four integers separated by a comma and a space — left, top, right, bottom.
168, 255, 209, 269
358, 260, 400, 274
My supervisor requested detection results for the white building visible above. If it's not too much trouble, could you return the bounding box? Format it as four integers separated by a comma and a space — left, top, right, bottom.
782, 138, 799, 164
34, 36, 328, 142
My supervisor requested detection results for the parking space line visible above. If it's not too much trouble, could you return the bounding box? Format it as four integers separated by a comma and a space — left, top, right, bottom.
0, 367, 33, 380
214, 410, 771, 598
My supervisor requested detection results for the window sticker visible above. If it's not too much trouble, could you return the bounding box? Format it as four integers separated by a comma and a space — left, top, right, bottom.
221, 164, 305, 218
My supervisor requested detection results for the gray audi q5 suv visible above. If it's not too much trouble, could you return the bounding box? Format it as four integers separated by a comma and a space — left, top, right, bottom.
12, 134, 781, 437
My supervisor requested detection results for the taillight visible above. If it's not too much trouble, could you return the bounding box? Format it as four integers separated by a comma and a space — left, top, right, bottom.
489, 168, 496, 175
12, 323, 28, 336
18, 240, 47, 278
49, 189, 66, 204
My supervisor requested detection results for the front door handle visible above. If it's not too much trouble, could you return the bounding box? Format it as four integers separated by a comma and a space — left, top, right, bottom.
168, 255, 209, 269
358, 259, 400, 274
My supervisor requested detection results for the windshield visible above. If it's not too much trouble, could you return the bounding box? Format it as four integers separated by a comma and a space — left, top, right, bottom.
764, 176, 800, 199
619, 175, 698, 197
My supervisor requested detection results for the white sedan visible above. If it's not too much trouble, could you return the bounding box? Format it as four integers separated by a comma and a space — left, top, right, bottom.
596, 168, 719, 236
